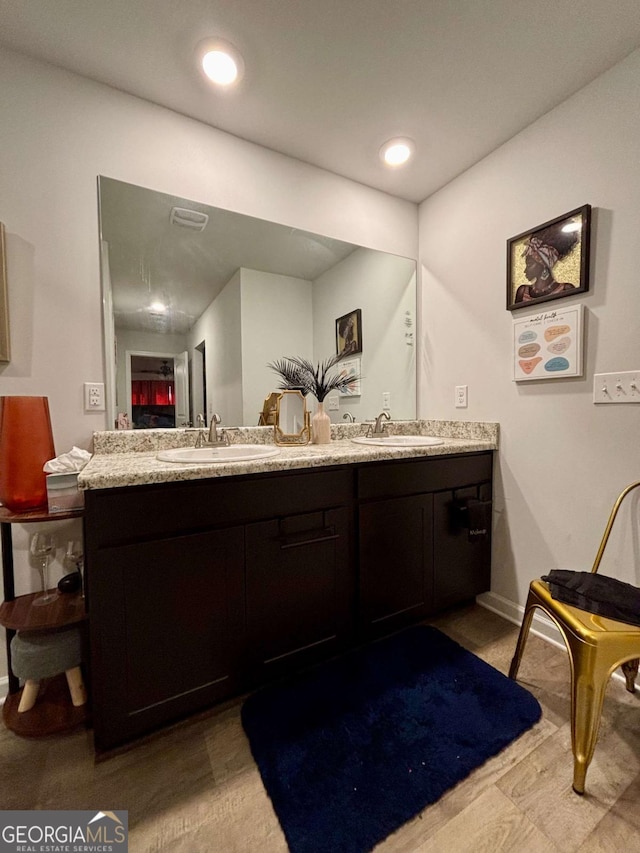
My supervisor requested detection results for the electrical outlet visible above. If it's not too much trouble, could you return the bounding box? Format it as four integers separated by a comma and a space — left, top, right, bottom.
382, 391, 391, 410
594, 371, 640, 403
455, 385, 468, 408
327, 396, 339, 411
84, 382, 105, 412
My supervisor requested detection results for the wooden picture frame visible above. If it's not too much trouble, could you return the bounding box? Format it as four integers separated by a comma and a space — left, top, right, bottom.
0, 223, 10, 362
506, 205, 591, 311
336, 308, 362, 356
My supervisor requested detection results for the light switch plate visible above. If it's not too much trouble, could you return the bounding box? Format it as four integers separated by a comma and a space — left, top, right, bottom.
593, 371, 640, 404
327, 396, 339, 411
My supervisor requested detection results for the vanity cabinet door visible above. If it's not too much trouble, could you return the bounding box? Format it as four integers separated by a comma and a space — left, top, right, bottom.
89, 526, 245, 751
432, 485, 492, 611
358, 493, 434, 638
245, 507, 353, 682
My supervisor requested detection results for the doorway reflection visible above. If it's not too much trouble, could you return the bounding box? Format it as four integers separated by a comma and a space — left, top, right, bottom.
130, 355, 175, 428
127, 351, 189, 428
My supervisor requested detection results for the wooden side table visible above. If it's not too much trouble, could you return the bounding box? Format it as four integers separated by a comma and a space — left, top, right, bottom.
0, 506, 88, 736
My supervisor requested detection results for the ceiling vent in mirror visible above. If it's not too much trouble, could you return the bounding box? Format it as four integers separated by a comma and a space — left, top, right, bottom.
170, 207, 209, 231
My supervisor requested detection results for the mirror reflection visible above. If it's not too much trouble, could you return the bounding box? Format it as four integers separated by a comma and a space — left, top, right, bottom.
98, 176, 417, 429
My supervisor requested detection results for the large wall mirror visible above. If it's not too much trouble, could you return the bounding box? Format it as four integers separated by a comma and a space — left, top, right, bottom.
98, 176, 417, 429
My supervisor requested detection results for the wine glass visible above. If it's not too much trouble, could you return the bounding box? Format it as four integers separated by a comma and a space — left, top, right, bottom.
29, 532, 57, 606
65, 539, 84, 597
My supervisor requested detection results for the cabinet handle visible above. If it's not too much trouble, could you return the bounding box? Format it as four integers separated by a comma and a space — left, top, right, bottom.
278, 526, 338, 550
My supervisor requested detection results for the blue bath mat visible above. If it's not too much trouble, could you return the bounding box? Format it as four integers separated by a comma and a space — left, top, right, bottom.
241, 625, 541, 853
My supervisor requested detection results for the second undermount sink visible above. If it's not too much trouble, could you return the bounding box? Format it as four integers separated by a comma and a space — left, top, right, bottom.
157, 445, 280, 464
351, 435, 444, 447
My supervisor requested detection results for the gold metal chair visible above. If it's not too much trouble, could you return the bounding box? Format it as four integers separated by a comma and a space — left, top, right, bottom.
509, 481, 640, 794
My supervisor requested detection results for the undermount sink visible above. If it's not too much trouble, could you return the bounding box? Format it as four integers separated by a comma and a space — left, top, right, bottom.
157, 445, 280, 464
351, 435, 444, 447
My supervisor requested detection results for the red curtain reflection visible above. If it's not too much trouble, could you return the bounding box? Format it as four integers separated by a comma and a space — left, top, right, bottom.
131, 381, 174, 406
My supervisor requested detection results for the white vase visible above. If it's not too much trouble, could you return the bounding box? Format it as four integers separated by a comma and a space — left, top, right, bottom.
312, 401, 331, 444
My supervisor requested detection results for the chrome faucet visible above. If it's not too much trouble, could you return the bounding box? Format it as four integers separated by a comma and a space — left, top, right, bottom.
194, 412, 229, 447
366, 410, 391, 437
342, 412, 355, 423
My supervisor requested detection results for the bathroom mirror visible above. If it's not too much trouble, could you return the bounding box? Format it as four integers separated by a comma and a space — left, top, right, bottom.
98, 176, 417, 429
274, 391, 311, 446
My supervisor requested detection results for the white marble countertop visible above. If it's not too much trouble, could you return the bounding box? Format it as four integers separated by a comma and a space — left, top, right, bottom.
79, 420, 498, 491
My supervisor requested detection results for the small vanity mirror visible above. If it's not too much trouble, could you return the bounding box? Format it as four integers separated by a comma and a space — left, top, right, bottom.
274, 391, 311, 446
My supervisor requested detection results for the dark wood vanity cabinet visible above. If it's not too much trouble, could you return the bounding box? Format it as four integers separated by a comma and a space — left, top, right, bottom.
84, 452, 492, 751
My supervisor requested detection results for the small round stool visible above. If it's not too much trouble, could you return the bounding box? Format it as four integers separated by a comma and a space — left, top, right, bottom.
10, 627, 87, 713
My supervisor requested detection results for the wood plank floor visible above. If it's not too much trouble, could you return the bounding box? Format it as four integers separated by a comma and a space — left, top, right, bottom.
2, 604, 640, 852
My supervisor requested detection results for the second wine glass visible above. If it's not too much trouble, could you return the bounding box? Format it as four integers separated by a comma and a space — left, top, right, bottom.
29, 532, 56, 606
65, 539, 84, 598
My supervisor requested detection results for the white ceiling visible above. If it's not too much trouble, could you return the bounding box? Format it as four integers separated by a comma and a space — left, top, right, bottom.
2, 0, 640, 202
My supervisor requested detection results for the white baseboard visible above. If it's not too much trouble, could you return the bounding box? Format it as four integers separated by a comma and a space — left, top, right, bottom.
476, 590, 566, 650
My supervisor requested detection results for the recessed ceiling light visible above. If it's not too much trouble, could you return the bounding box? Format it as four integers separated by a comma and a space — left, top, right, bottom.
149, 302, 167, 314
197, 38, 244, 87
380, 138, 415, 168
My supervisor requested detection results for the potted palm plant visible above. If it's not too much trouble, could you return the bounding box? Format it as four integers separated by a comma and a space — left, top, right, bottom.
268, 355, 359, 443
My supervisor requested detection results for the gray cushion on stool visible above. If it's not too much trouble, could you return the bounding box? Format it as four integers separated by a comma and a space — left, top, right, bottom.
10, 627, 83, 681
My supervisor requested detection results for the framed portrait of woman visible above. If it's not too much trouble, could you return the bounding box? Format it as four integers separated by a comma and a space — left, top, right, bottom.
336, 308, 362, 356
506, 205, 591, 311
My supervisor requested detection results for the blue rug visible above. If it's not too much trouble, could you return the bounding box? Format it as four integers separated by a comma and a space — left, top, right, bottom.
241, 625, 541, 853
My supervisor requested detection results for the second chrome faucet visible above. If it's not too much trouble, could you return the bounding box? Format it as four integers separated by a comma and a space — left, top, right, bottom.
194, 412, 230, 447
365, 410, 391, 437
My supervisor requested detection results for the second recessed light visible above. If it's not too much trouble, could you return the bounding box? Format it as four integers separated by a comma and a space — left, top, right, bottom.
380, 138, 415, 167
197, 38, 244, 87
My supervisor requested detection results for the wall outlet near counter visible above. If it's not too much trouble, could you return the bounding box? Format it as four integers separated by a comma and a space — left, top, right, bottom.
455, 385, 468, 408
84, 382, 105, 412
327, 396, 340, 411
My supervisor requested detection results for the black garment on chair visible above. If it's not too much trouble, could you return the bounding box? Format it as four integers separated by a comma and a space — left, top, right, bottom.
541, 570, 640, 628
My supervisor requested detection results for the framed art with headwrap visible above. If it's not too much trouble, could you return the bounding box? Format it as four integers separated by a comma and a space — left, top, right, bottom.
506, 205, 591, 311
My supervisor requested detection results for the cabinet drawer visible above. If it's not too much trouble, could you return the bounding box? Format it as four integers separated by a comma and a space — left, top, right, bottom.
357, 453, 492, 501
85, 467, 353, 547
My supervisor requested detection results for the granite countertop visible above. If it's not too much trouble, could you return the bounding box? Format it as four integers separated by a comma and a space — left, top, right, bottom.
79, 420, 499, 491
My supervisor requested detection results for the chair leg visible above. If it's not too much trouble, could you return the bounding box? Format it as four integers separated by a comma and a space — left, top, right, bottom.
18, 679, 40, 713
621, 659, 639, 694
65, 666, 87, 707
509, 593, 538, 680
569, 643, 609, 795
